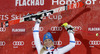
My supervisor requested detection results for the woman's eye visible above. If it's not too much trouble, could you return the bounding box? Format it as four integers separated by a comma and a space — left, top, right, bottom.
44, 40, 47, 42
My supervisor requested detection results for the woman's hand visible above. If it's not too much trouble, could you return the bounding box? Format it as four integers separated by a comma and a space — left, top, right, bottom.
61, 23, 74, 33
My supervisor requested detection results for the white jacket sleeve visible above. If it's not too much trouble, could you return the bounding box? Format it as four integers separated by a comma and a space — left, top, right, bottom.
33, 22, 43, 54
57, 32, 75, 54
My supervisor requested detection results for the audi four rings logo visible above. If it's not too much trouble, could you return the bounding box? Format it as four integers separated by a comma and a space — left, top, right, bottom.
89, 40, 100, 45
13, 41, 24, 46
0, 27, 6, 32
51, 26, 62, 31
75, 41, 82, 45
31, 41, 43, 45
32, 27, 44, 31
0, 41, 6, 46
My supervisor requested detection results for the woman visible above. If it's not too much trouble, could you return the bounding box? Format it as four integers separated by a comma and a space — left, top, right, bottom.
33, 19, 75, 54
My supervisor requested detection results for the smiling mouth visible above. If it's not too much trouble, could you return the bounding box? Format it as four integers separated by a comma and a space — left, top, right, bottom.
46, 43, 53, 47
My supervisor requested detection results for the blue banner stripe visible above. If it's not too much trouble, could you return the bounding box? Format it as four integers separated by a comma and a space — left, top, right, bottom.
70, 41, 75, 43
33, 30, 39, 32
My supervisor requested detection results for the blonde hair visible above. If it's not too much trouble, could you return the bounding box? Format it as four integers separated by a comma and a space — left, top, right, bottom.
40, 43, 54, 54
40, 45, 47, 54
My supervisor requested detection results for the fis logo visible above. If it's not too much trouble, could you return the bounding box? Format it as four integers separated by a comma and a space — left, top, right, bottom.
13, 41, 24, 48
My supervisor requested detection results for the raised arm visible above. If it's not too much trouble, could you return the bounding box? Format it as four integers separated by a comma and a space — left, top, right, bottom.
58, 23, 75, 54
32, 10, 53, 54
33, 21, 43, 54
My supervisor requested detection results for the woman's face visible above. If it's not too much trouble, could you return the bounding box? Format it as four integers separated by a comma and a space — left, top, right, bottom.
44, 39, 54, 47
